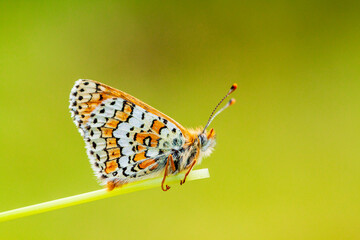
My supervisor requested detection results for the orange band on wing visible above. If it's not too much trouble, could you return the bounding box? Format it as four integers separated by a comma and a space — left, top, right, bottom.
136, 145, 146, 152
114, 111, 129, 122
150, 163, 159, 170
123, 103, 133, 115
151, 120, 166, 134
105, 160, 118, 174
107, 148, 121, 160
139, 159, 155, 169
106, 138, 117, 149
135, 132, 160, 147
133, 152, 146, 162
105, 119, 120, 129
101, 128, 114, 138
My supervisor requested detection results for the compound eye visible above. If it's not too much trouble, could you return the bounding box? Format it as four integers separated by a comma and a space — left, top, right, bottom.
199, 134, 206, 146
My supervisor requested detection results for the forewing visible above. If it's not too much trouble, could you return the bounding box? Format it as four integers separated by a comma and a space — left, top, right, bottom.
69, 79, 187, 184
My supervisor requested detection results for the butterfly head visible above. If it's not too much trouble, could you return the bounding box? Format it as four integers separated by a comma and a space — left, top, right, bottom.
198, 128, 216, 157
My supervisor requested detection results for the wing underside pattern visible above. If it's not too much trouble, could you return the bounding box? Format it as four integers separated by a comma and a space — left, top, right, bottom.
69, 79, 186, 185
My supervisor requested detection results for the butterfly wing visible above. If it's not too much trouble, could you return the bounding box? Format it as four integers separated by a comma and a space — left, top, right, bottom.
69, 79, 190, 185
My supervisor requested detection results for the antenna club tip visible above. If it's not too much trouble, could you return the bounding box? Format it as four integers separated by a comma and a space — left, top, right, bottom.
230, 83, 238, 93
229, 98, 236, 106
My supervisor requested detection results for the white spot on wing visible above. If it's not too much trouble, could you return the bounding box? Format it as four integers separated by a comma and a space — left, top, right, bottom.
119, 156, 129, 168
122, 146, 134, 156
146, 148, 160, 158
129, 117, 142, 128
118, 138, 132, 146
132, 107, 144, 120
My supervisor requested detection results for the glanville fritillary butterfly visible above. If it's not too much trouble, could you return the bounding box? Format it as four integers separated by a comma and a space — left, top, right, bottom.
70, 80, 237, 191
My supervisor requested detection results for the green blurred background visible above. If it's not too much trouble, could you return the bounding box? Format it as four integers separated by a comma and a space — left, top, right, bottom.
1, 1, 359, 239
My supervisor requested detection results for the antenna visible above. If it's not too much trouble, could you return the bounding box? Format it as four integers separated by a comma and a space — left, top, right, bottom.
202, 83, 237, 133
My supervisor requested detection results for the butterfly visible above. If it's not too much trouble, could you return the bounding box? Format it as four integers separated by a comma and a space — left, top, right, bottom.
69, 79, 237, 191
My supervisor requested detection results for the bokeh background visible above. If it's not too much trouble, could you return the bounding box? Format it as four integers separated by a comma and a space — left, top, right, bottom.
1, 1, 359, 239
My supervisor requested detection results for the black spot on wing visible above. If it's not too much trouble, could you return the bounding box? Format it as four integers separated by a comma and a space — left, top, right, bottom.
150, 119, 156, 129
143, 136, 151, 147
122, 167, 129, 177
159, 126, 167, 135
100, 174, 108, 179
125, 116, 132, 123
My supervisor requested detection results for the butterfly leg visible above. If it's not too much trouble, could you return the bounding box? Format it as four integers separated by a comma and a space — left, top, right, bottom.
180, 160, 196, 185
161, 155, 174, 191
169, 154, 176, 172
